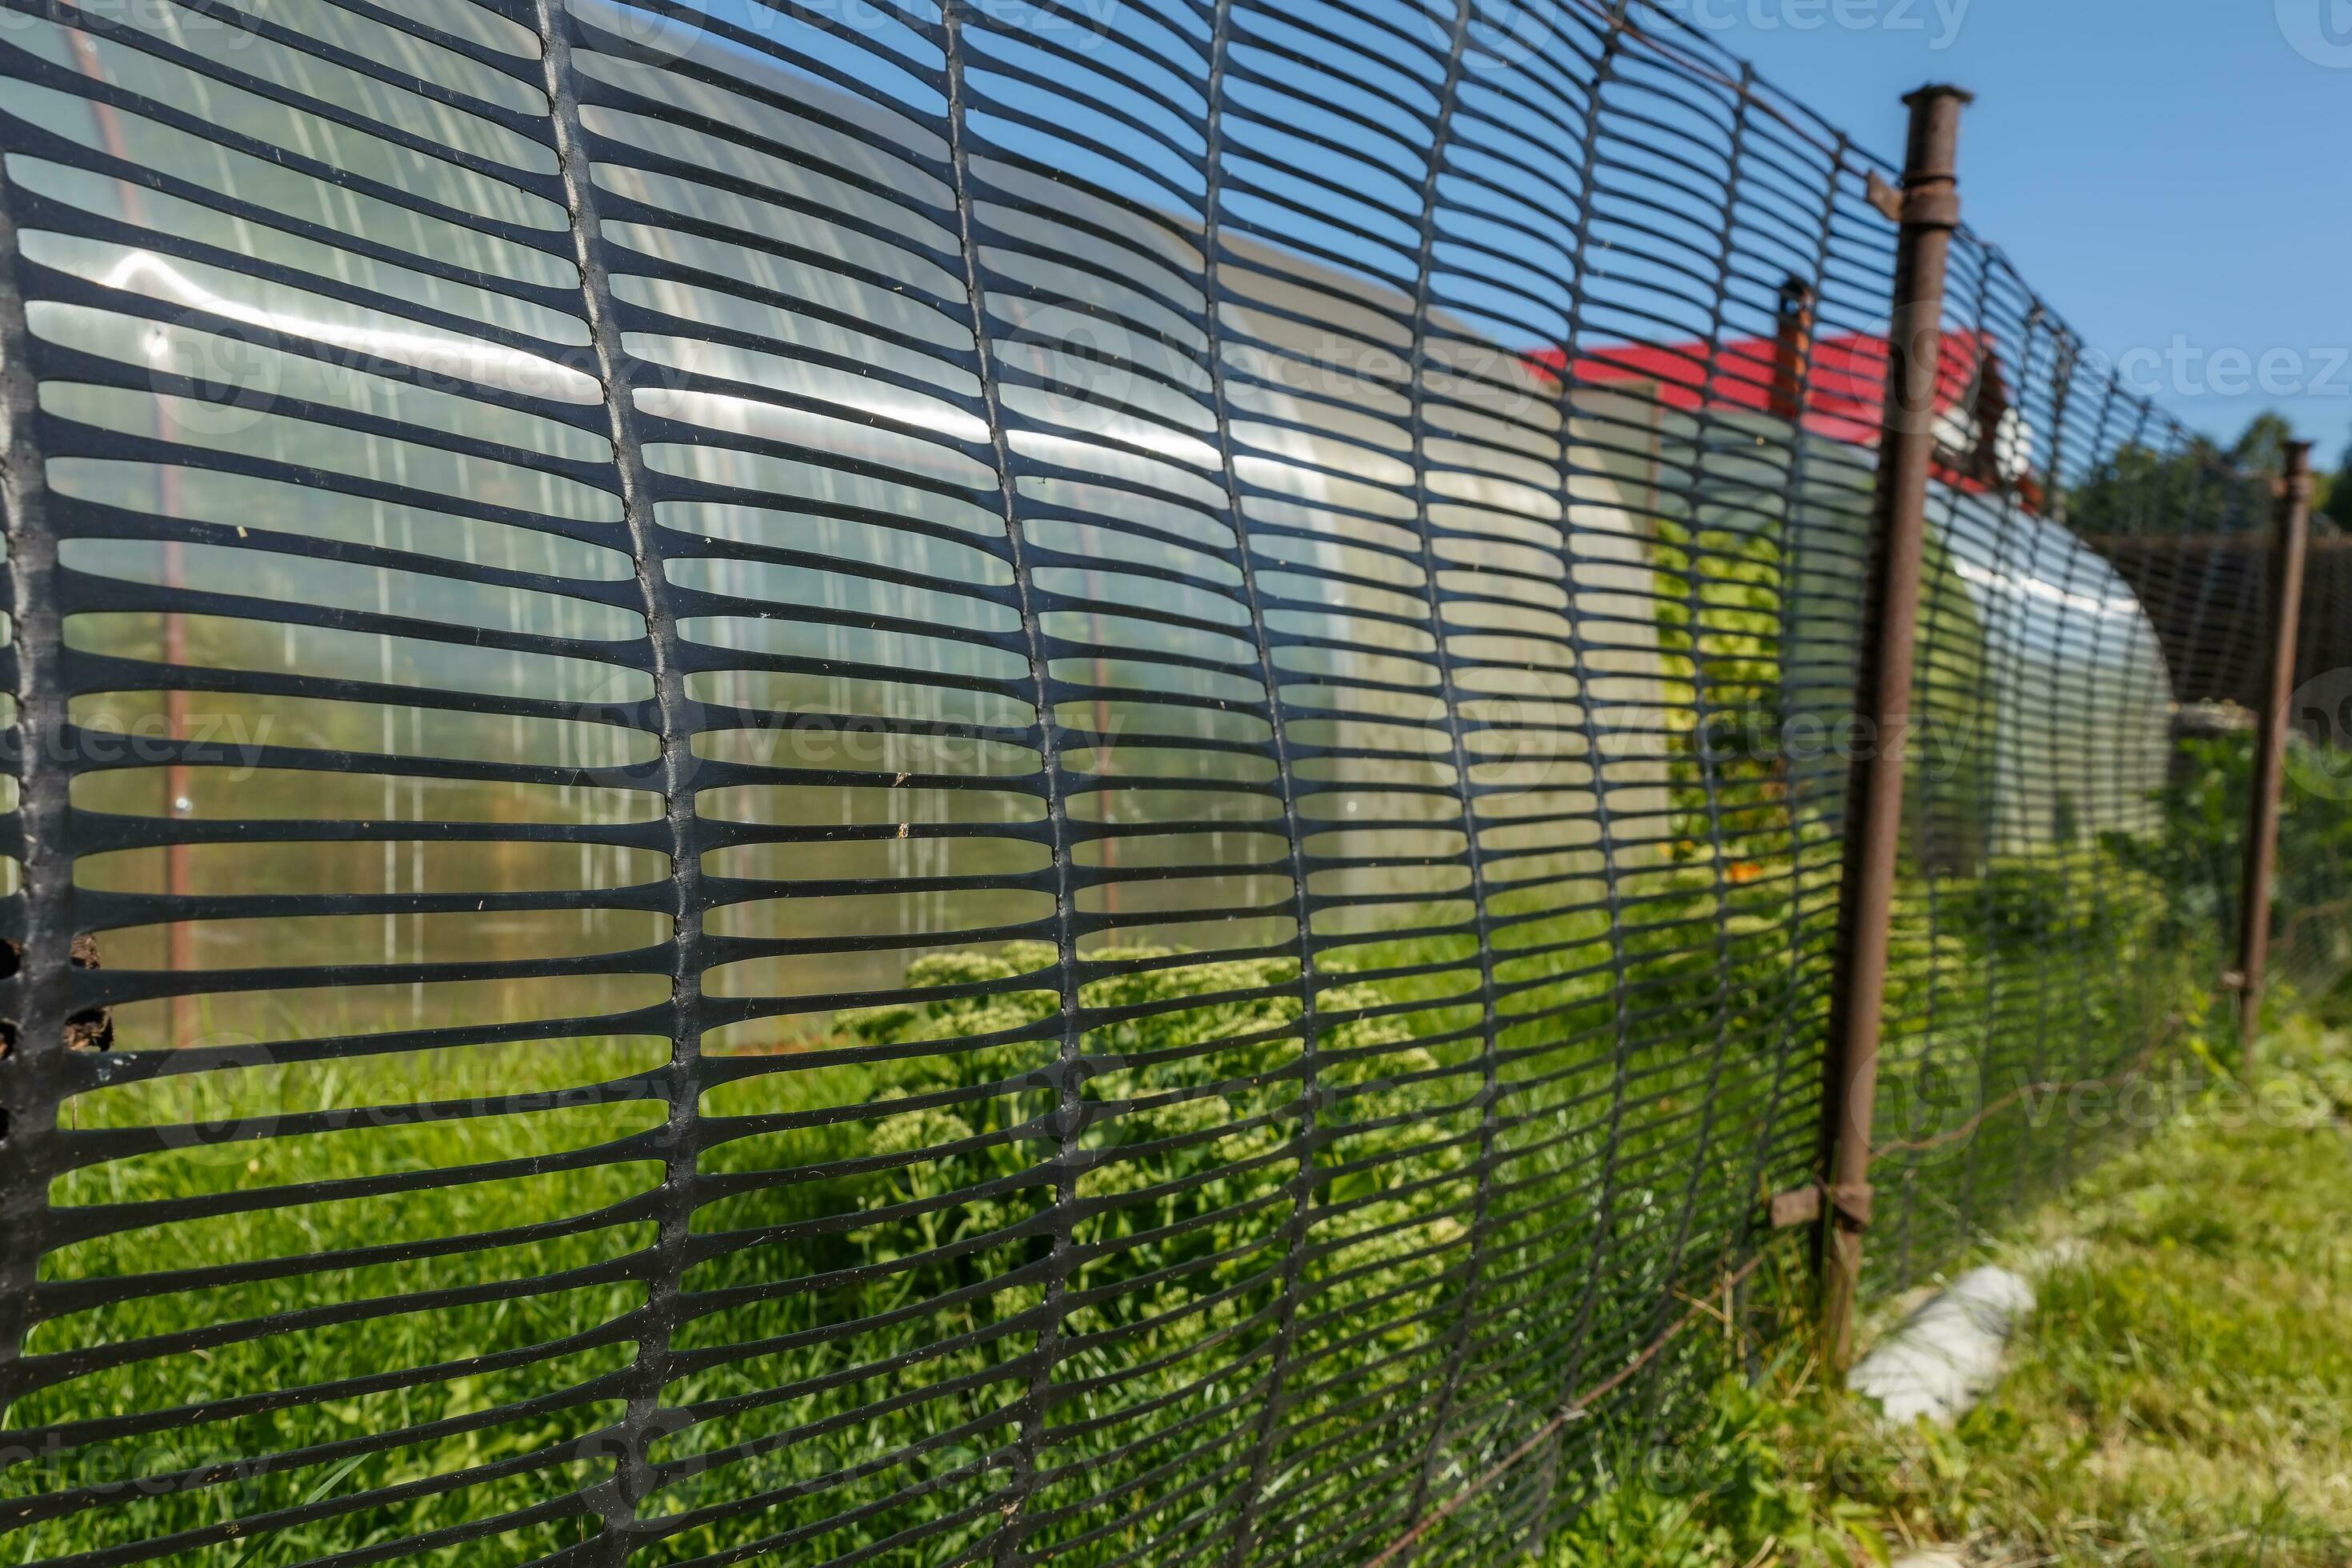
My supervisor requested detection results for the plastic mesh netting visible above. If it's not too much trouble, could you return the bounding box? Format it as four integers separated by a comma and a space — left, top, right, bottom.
0, 1, 2342, 1564
1862, 230, 2289, 1293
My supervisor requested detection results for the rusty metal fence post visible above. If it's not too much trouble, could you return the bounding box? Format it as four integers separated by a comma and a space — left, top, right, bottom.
2235, 441, 2317, 1045
1816, 85, 1972, 1374
1770, 275, 1817, 423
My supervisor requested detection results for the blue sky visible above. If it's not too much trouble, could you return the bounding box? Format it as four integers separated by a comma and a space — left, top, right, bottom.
1689, 0, 2352, 458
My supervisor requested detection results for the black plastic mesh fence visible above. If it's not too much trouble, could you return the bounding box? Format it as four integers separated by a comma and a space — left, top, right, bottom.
1858, 252, 2352, 1295
2277, 539, 2352, 1001
1860, 230, 2292, 1295
0, 0, 2342, 1564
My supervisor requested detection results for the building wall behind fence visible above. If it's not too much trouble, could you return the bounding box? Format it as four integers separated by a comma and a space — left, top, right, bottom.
0, 2, 2342, 1565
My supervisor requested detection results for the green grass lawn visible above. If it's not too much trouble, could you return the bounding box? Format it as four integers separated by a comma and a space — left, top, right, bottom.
1543, 994, 2352, 1567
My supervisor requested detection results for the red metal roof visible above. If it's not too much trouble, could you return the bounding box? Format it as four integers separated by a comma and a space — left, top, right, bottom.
1528, 326, 1996, 449
1528, 324, 2041, 510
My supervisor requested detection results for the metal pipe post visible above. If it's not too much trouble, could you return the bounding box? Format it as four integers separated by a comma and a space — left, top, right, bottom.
1770, 275, 1817, 423
1818, 84, 1971, 1374
2237, 441, 2316, 1045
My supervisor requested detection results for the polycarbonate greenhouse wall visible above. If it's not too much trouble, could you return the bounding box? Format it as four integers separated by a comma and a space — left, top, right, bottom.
0, 1, 2345, 1564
